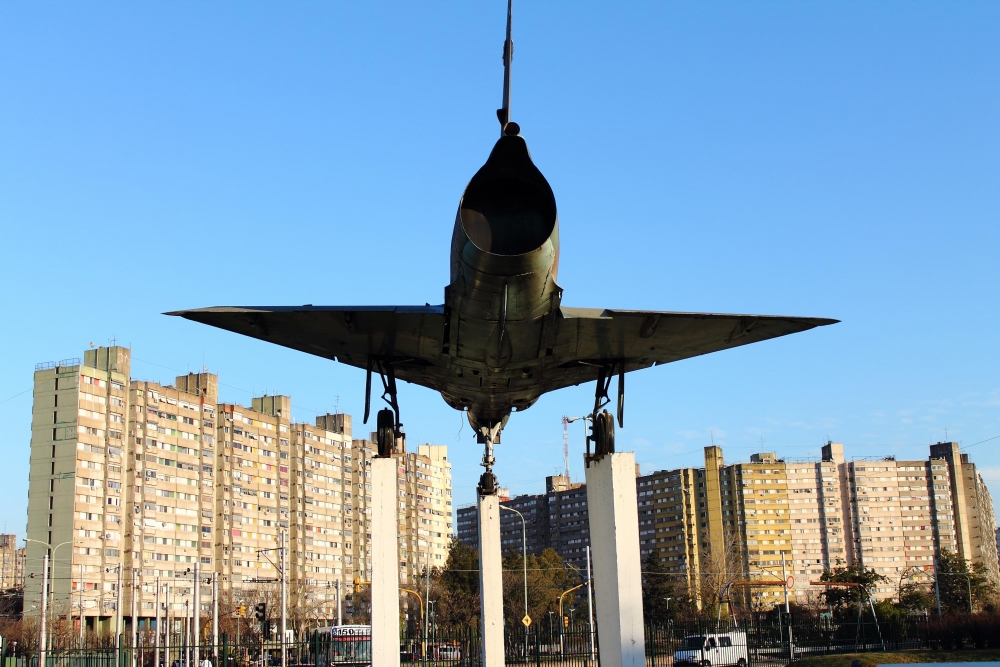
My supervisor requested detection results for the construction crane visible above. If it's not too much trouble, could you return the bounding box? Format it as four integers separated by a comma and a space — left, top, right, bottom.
561, 416, 570, 480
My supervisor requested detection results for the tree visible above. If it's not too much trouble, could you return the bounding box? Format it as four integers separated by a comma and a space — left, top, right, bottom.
434, 537, 480, 628
898, 584, 936, 613
819, 564, 887, 610
696, 527, 743, 618
641, 551, 691, 625
935, 549, 995, 614
501, 548, 581, 630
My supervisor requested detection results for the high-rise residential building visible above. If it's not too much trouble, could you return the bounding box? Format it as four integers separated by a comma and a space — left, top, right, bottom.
0, 535, 24, 591
26, 347, 132, 633
541, 476, 590, 570
397, 444, 453, 581
455, 486, 508, 550
638, 467, 703, 595
457, 441, 999, 607
25, 345, 451, 633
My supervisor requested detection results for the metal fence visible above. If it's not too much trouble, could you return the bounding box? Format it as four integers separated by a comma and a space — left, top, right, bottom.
1, 614, 944, 667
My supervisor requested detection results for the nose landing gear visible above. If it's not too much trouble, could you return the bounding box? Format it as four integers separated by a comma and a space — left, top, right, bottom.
476, 420, 503, 496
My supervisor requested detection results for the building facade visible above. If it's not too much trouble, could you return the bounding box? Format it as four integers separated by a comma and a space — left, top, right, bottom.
457, 442, 1000, 606
25, 345, 451, 633
0, 535, 24, 591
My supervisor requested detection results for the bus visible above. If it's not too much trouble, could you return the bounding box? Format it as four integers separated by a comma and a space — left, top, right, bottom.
310, 626, 371, 666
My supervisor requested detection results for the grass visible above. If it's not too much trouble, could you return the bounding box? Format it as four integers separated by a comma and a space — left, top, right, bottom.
794, 649, 1000, 666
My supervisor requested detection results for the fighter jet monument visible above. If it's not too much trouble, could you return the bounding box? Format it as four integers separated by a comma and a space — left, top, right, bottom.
169, 3, 836, 664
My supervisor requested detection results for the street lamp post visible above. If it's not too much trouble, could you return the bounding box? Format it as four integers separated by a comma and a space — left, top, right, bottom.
25, 538, 74, 655
499, 505, 529, 621
500, 504, 530, 656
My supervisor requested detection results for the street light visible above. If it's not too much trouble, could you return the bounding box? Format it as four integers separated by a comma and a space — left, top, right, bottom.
25, 538, 74, 661
499, 505, 529, 626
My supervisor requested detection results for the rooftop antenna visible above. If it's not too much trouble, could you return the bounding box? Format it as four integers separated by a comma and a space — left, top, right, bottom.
561, 416, 570, 479
334, 395, 341, 415
496, 0, 516, 136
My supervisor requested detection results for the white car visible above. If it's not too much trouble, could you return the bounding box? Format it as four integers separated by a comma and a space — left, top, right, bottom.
673, 631, 748, 667
436, 645, 461, 660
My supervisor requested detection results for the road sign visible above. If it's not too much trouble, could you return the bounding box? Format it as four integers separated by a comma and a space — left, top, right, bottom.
521, 615, 532, 628
786, 575, 795, 590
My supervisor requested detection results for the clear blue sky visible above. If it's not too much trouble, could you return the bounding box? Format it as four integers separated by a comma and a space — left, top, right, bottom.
2, 2, 999, 537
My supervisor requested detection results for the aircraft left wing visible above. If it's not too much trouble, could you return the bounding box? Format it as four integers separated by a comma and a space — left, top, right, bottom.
165, 305, 450, 390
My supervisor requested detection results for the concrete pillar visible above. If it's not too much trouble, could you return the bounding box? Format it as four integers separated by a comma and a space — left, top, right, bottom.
477, 494, 505, 667
371, 457, 401, 667
585, 452, 646, 667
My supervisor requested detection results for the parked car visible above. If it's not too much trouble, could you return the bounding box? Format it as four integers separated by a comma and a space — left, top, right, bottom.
436, 645, 461, 661
673, 631, 748, 667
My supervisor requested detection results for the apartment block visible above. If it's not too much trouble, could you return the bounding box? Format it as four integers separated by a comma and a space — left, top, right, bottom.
458, 441, 999, 607
784, 445, 851, 603
0, 535, 24, 591
25, 345, 451, 632
455, 487, 509, 550
638, 467, 703, 595
26, 348, 132, 632
397, 444, 453, 582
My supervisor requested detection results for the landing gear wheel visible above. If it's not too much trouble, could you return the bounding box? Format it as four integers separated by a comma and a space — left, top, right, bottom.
593, 409, 615, 456
376, 408, 395, 457
477, 471, 498, 496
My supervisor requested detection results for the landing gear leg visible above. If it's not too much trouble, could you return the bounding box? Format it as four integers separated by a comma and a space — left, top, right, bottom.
587, 364, 622, 461
476, 421, 503, 496
365, 358, 403, 458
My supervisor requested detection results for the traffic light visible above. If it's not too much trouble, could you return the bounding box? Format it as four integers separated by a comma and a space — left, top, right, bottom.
353, 577, 361, 594
563, 616, 569, 629
254, 602, 266, 622
237, 605, 246, 618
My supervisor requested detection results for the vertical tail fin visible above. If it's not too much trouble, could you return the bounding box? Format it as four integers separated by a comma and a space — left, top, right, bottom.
496, 0, 514, 135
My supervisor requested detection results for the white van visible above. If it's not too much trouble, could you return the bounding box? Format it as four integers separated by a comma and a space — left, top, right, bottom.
673, 630, 748, 667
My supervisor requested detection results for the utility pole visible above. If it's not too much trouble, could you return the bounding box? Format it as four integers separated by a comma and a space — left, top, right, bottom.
39, 552, 49, 667
280, 529, 287, 667
131, 568, 138, 659
933, 557, 943, 619
561, 416, 570, 479
165, 585, 172, 667
424, 552, 430, 667
116, 566, 123, 648
212, 573, 219, 658
155, 577, 161, 667
335, 580, 342, 627
79, 563, 85, 646
193, 562, 200, 667
781, 553, 793, 664
586, 546, 595, 661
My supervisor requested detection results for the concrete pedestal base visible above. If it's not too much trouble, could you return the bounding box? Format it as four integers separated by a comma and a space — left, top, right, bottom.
585, 452, 646, 667
477, 494, 505, 667
371, 457, 400, 667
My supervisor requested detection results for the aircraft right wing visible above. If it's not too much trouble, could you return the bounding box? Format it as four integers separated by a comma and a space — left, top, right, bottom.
538, 307, 838, 393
